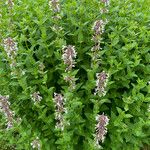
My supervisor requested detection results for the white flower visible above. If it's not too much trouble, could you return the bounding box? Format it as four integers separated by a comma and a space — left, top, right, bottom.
95, 71, 109, 97
95, 113, 109, 148
31, 137, 41, 150
53, 93, 65, 130
49, 0, 60, 13
31, 91, 42, 104
3, 37, 18, 59
0, 95, 14, 129
62, 45, 77, 71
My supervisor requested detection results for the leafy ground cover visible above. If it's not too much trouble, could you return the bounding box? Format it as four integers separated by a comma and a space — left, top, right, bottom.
0, 0, 150, 149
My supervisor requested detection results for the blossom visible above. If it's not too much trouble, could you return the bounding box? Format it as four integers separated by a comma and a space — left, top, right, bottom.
91, 43, 101, 52
53, 93, 65, 130
0, 95, 14, 129
100, 8, 109, 14
64, 75, 76, 90
62, 45, 77, 71
3, 37, 18, 59
101, 0, 110, 6
92, 20, 105, 36
49, 0, 60, 13
51, 25, 63, 32
6, 0, 14, 8
38, 62, 45, 74
31, 91, 42, 104
95, 71, 109, 97
95, 113, 109, 147
3, 37, 18, 72
31, 137, 41, 150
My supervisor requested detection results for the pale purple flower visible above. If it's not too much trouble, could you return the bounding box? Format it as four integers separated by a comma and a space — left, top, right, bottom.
3, 37, 18, 59
6, 0, 14, 8
95, 71, 109, 96
51, 25, 63, 32
95, 113, 109, 147
101, 0, 110, 6
62, 45, 77, 71
91, 43, 101, 52
92, 20, 105, 36
31, 91, 42, 104
49, 0, 60, 13
100, 8, 109, 14
64, 75, 76, 90
31, 137, 41, 150
0, 95, 14, 129
53, 93, 65, 130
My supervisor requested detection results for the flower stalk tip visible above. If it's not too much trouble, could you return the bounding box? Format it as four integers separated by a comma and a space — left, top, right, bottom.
62, 45, 77, 72
53, 93, 65, 131
0, 95, 14, 129
31, 91, 42, 104
95, 113, 109, 147
31, 137, 41, 150
95, 71, 109, 97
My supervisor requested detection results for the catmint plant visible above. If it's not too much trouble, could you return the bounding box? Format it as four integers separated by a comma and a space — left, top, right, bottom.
0, 0, 150, 149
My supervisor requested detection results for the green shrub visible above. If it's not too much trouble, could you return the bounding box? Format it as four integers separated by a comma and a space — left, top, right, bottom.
0, 0, 150, 149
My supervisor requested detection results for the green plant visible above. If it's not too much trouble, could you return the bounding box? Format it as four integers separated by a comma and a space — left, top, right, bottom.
0, 0, 150, 149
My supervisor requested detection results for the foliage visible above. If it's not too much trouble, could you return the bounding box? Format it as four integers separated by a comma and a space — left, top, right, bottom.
0, 0, 150, 149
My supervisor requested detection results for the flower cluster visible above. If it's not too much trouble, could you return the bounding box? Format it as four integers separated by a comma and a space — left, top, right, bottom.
6, 0, 14, 9
100, 8, 109, 14
49, 0, 60, 13
95, 71, 109, 97
38, 62, 45, 74
0, 95, 14, 129
3, 37, 18, 59
92, 20, 105, 43
101, 0, 110, 6
91, 19, 107, 66
31, 137, 41, 150
64, 76, 76, 90
31, 91, 42, 104
62, 45, 77, 89
53, 93, 65, 131
3, 37, 18, 69
95, 113, 109, 147
62, 45, 77, 72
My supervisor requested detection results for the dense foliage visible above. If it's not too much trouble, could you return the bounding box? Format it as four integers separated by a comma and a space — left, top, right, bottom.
0, 0, 150, 149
